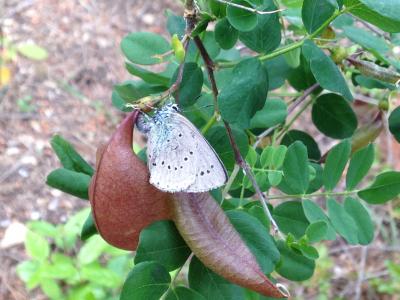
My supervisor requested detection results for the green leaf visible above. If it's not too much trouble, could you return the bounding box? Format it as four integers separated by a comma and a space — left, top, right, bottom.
28, 221, 57, 238
276, 240, 315, 281
265, 55, 292, 90
135, 221, 191, 271
245, 147, 258, 167
42, 254, 78, 280
121, 262, 170, 300
272, 145, 287, 169
359, 0, 400, 22
302, 0, 338, 34
302, 40, 353, 101
125, 62, 171, 86
25, 231, 50, 261
246, 205, 270, 230
17, 43, 48, 60
250, 99, 287, 129
46, 168, 91, 199
189, 256, 245, 300
16, 261, 39, 283
77, 235, 108, 265
205, 125, 248, 171
202, 31, 222, 60
239, 1, 281, 53
358, 171, 400, 204
346, 144, 375, 190
344, 197, 374, 245
260, 146, 274, 167
389, 106, 400, 143
112, 90, 132, 112
323, 139, 351, 191
218, 58, 268, 129
307, 163, 324, 193
327, 198, 358, 244
210, 0, 228, 17
332, 13, 354, 28
284, 45, 301, 68
302, 199, 336, 240
215, 18, 239, 49
227, 211, 280, 274
81, 262, 122, 288
121, 32, 171, 65
81, 212, 98, 241
41, 279, 62, 300
281, 130, 321, 161
50, 135, 93, 176
268, 171, 283, 186
306, 221, 328, 243
354, 75, 396, 90
171, 63, 204, 107
114, 81, 166, 102
343, 26, 390, 62
344, 0, 400, 33
312, 93, 357, 139
282, 141, 309, 194
226, 0, 258, 32
166, 10, 185, 38
288, 55, 318, 91
166, 286, 207, 300
292, 243, 319, 260
273, 201, 310, 239
191, 15, 212, 37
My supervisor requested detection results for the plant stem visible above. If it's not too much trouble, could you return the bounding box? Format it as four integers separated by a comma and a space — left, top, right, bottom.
253, 83, 319, 148
277, 98, 313, 140
218, 9, 342, 68
221, 164, 240, 204
201, 113, 217, 134
160, 253, 194, 300
193, 36, 283, 237
267, 190, 359, 200
214, 0, 285, 15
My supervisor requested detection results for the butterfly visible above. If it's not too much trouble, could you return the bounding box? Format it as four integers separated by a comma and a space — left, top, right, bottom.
136, 103, 228, 193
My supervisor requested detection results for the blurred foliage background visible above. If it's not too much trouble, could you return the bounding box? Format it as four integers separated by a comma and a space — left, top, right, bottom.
1, 0, 400, 299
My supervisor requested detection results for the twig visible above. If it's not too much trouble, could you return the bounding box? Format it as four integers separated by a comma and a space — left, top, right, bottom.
253, 125, 279, 148
353, 15, 390, 40
287, 83, 320, 115
193, 36, 283, 237
160, 253, 194, 300
128, 7, 196, 111
214, 0, 284, 15
218, 9, 342, 68
221, 164, 240, 204
354, 246, 368, 300
363, 270, 390, 281
253, 83, 320, 148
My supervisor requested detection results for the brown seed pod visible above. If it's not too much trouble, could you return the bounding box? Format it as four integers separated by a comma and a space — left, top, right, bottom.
89, 111, 172, 250
171, 192, 287, 298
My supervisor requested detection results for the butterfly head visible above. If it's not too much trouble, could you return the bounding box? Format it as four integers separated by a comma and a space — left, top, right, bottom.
162, 103, 180, 113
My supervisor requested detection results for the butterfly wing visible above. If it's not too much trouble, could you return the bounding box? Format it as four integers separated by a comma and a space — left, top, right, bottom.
168, 112, 228, 192
146, 124, 197, 192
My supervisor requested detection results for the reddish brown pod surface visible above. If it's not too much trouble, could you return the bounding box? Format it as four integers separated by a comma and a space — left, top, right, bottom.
171, 192, 287, 298
89, 111, 172, 250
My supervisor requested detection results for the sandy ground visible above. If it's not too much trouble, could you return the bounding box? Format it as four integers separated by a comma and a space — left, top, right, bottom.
0, 1, 180, 299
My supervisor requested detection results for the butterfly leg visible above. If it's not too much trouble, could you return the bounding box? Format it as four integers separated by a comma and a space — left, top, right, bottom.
136, 112, 152, 133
